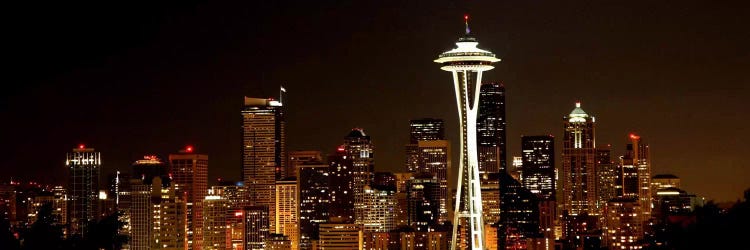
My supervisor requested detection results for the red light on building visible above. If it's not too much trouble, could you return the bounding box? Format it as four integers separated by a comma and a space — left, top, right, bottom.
78, 144, 85, 149
186, 145, 193, 152
464, 15, 469, 20
235, 211, 243, 217
337, 146, 345, 152
629, 133, 640, 140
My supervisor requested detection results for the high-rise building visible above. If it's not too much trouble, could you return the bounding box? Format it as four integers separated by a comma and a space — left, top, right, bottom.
298, 162, 329, 250
27, 186, 67, 228
434, 17, 500, 250
394, 172, 413, 227
208, 183, 249, 250
343, 128, 374, 227
287, 151, 322, 181
327, 147, 354, 221
373, 172, 397, 189
521, 135, 555, 201
625, 134, 652, 225
130, 156, 187, 250
498, 173, 541, 249
477, 82, 507, 174
66, 145, 101, 237
170, 146, 208, 250
245, 205, 270, 250
275, 178, 298, 250
596, 145, 616, 209
242, 96, 286, 231
480, 173, 501, 227
416, 140, 450, 222
203, 195, 228, 250
409, 118, 446, 143
562, 102, 597, 216
361, 185, 397, 233
651, 174, 680, 191
266, 233, 293, 250
406, 172, 441, 231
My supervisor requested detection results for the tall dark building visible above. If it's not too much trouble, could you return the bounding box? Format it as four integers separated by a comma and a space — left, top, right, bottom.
477, 82, 507, 174
242, 96, 286, 231
562, 102, 597, 216
498, 172, 541, 249
244, 205, 270, 250
328, 147, 354, 221
373, 172, 397, 190
596, 145, 616, 207
299, 162, 330, 250
406, 172, 440, 232
66, 145, 100, 238
521, 135, 555, 201
344, 128, 374, 227
169, 146, 208, 250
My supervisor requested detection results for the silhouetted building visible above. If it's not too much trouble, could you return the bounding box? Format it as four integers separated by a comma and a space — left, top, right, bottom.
327, 147, 354, 221
477, 82, 507, 173
407, 173, 440, 231
299, 162, 329, 250
499, 172, 541, 249
287, 151, 322, 182
521, 135, 555, 201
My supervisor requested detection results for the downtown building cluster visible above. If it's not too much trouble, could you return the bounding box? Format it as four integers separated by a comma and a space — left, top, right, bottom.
0, 24, 711, 250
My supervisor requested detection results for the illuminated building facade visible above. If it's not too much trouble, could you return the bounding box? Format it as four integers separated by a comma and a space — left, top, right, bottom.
343, 128, 374, 228
361, 185, 397, 233
604, 198, 642, 250
521, 135, 555, 201
317, 221, 363, 249
266, 233, 292, 250
169, 147, 208, 250
417, 140, 450, 222
244, 205, 270, 250
562, 102, 598, 216
298, 163, 329, 250
242, 96, 286, 231
477, 82, 507, 174
596, 145, 617, 208
618, 134, 652, 225
208, 183, 249, 250
434, 16, 500, 249
28, 186, 67, 229
275, 178, 298, 250
66, 145, 101, 237
651, 174, 680, 191
203, 195, 228, 250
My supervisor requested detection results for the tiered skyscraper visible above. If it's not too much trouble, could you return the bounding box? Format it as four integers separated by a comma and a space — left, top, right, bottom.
434, 16, 500, 250
477, 83, 506, 232
405, 119, 450, 222
66, 145, 100, 238
169, 146, 208, 250
242, 96, 286, 232
344, 128, 375, 228
562, 102, 597, 217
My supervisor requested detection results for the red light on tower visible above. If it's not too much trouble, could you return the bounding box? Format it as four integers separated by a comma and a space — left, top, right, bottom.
186, 145, 193, 153
78, 144, 85, 149
629, 133, 640, 140
337, 146, 345, 152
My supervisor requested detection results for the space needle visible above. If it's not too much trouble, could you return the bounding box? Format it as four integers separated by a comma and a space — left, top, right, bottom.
434, 15, 500, 250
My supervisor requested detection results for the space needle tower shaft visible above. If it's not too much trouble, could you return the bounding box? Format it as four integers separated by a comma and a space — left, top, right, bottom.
434, 15, 500, 250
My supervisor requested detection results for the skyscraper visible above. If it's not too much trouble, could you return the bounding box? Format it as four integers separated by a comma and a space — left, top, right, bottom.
343, 128, 374, 227
170, 146, 208, 250
202, 195, 228, 250
477, 82, 507, 174
66, 145, 101, 237
242, 96, 286, 231
244, 205, 270, 250
521, 135, 555, 201
361, 185, 397, 233
298, 162, 330, 250
498, 173, 541, 249
562, 102, 597, 216
406, 172, 441, 231
287, 151, 322, 181
434, 16, 500, 250
327, 147, 354, 221
596, 145, 616, 208
409, 118, 446, 143
417, 140, 450, 222
275, 178, 298, 250
624, 134, 652, 225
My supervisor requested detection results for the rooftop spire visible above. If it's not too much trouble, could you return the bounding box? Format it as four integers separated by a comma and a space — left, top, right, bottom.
464, 14, 470, 34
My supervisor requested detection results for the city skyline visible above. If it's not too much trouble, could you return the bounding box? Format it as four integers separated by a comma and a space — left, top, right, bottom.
3, 0, 748, 204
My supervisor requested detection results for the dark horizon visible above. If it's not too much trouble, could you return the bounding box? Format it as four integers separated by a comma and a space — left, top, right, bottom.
3, 1, 748, 202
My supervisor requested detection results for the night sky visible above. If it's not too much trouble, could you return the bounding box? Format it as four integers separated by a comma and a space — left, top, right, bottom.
3, 1, 748, 202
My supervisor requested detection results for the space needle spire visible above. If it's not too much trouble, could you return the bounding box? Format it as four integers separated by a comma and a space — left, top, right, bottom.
434, 15, 500, 250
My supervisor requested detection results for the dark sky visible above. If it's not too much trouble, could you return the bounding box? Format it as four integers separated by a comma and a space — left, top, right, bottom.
3, 1, 748, 202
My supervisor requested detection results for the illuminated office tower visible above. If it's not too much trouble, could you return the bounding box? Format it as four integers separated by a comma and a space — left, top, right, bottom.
327, 147, 354, 221
66, 145, 101, 238
130, 156, 187, 250
203, 195, 228, 250
298, 162, 330, 250
511, 156, 523, 181
479, 173, 500, 227
208, 183, 249, 250
477, 82, 507, 174
242, 95, 286, 231
287, 151, 322, 182
170, 146, 208, 250
361, 185, 397, 233
394, 172, 413, 227
275, 178, 298, 250
343, 128, 374, 227
407, 173, 441, 231
626, 134, 652, 224
406, 118, 446, 173
244, 205, 270, 250
651, 174, 680, 191
317, 220, 363, 249
266, 234, 292, 250
562, 102, 598, 216
596, 145, 616, 208
521, 135, 555, 201
417, 140, 450, 222
603, 198, 642, 250
434, 16, 500, 250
